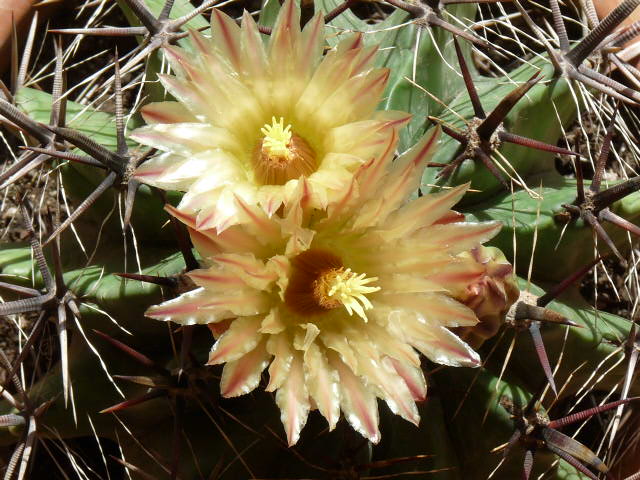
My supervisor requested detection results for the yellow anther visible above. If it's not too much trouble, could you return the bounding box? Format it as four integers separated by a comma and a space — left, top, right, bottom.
260, 117, 293, 158
313, 267, 380, 321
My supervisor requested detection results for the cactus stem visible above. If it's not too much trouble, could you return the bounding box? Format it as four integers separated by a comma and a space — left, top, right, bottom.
115, 272, 178, 288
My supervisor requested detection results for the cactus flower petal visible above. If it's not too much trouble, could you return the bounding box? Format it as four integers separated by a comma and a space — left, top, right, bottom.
220, 340, 271, 397
132, 0, 404, 231
146, 126, 515, 444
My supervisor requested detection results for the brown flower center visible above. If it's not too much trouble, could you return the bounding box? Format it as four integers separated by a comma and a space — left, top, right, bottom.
252, 117, 317, 186
284, 249, 379, 321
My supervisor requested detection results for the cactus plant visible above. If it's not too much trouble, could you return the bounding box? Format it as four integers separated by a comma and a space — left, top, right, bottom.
1, 0, 640, 478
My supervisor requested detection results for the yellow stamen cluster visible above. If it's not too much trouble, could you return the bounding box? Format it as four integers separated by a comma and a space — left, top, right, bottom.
253, 117, 317, 186
261, 117, 293, 159
313, 267, 380, 321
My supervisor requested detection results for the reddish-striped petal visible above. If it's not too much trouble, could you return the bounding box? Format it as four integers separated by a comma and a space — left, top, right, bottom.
208, 315, 264, 364
390, 358, 427, 401
211, 9, 243, 71
304, 344, 340, 430
328, 351, 380, 444
266, 333, 294, 391
220, 340, 271, 397
140, 102, 196, 124
275, 353, 310, 446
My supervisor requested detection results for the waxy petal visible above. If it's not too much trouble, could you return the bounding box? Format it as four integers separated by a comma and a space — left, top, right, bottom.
145, 288, 232, 325
208, 315, 264, 364
141, 101, 196, 124
390, 358, 427, 401
328, 352, 380, 444
276, 353, 310, 446
211, 8, 243, 72
304, 343, 340, 430
220, 340, 271, 397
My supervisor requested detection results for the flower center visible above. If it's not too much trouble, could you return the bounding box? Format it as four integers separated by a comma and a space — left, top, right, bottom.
261, 117, 292, 158
312, 267, 380, 321
253, 117, 317, 186
284, 249, 380, 321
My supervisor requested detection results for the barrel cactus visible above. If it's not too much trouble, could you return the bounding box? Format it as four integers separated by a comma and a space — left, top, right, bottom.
0, 0, 639, 478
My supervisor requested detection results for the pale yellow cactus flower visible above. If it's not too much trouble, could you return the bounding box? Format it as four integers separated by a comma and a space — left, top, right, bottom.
145, 128, 512, 445
131, 0, 406, 231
